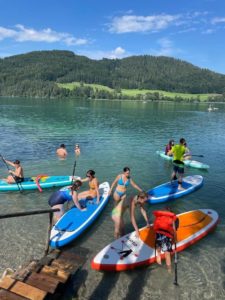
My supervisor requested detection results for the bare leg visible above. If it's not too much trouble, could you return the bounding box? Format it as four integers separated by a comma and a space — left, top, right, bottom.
165, 252, 172, 273
112, 216, 121, 239
78, 190, 96, 200
156, 247, 162, 265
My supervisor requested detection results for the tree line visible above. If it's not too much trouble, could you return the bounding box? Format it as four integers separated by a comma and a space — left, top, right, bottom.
0, 50, 225, 100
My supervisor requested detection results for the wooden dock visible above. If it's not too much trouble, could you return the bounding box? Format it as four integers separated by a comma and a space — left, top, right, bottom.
0, 247, 89, 300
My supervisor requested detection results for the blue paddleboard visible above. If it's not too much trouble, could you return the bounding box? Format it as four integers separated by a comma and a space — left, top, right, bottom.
148, 175, 203, 204
0, 175, 80, 192
50, 182, 110, 248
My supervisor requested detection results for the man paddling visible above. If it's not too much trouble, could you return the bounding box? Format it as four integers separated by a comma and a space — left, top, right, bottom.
168, 138, 186, 190
2, 159, 24, 184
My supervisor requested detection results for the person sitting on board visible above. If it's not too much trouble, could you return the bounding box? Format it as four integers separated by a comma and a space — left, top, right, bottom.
168, 138, 186, 190
165, 139, 175, 156
74, 144, 81, 156
112, 191, 149, 239
2, 159, 24, 184
48, 180, 85, 224
153, 209, 178, 273
79, 170, 100, 204
183, 142, 192, 160
109, 167, 143, 205
56, 143, 68, 158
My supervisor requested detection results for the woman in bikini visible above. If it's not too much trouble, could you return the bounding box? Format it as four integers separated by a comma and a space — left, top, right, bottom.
79, 170, 100, 204
112, 191, 150, 239
109, 167, 143, 204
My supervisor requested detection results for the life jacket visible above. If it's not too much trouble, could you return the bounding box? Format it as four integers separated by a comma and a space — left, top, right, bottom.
153, 210, 177, 238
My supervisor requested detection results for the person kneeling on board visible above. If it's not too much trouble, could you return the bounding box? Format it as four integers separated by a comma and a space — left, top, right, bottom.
153, 209, 178, 273
48, 180, 85, 224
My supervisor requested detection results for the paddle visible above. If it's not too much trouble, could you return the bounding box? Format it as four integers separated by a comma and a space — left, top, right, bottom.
191, 155, 204, 158
173, 219, 179, 286
0, 154, 22, 192
71, 160, 77, 184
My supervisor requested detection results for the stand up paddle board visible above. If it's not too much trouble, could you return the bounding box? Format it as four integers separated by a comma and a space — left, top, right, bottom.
0, 175, 80, 192
50, 182, 110, 248
148, 175, 203, 204
156, 150, 209, 169
91, 209, 218, 271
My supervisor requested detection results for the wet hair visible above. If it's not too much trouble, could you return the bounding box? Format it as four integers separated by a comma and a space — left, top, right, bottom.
86, 170, 95, 177
169, 139, 174, 146
137, 191, 148, 200
60, 144, 66, 148
180, 138, 186, 144
14, 159, 20, 165
123, 167, 130, 172
71, 180, 82, 191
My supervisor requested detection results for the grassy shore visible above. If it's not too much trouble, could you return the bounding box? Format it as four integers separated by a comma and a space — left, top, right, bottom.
57, 82, 220, 101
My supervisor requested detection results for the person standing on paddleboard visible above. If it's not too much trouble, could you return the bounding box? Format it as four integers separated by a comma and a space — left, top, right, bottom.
56, 143, 68, 158
2, 159, 24, 184
168, 138, 186, 190
153, 209, 178, 273
109, 167, 143, 204
112, 191, 149, 239
48, 180, 84, 224
79, 170, 100, 204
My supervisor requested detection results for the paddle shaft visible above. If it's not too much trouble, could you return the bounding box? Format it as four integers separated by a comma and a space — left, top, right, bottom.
71, 160, 76, 184
173, 240, 178, 286
191, 154, 204, 158
0, 154, 22, 192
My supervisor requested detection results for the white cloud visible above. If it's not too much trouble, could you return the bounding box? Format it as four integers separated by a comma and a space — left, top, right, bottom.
0, 24, 88, 46
211, 17, 225, 24
78, 47, 127, 60
109, 14, 181, 33
156, 38, 174, 56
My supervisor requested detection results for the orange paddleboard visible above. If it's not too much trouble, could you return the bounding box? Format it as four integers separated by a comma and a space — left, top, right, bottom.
91, 209, 218, 271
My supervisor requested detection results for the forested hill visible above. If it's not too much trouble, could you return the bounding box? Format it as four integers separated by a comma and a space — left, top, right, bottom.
0, 50, 225, 99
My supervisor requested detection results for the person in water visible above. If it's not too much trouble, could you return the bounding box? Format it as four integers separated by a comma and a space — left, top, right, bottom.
165, 139, 175, 155
79, 170, 100, 204
153, 209, 178, 273
48, 180, 84, 223
109, 167, 143, 204
2, 159, 24, 184
74, 144, 81, 156
112, 191, 149, 239
168, 138, 186, 190
56, 144, 68, 158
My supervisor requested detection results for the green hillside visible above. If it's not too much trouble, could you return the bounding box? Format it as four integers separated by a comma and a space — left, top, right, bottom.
0, 50, 225, 100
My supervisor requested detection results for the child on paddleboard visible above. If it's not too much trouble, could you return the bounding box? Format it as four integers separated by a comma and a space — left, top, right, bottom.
79, 170, 100, 204
153, 209, 178, 273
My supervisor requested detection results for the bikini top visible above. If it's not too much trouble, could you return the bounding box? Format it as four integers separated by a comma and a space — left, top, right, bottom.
117, 175, 130, 187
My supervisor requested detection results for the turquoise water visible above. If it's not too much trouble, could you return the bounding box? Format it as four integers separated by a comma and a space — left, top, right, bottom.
0, 98, 225, 299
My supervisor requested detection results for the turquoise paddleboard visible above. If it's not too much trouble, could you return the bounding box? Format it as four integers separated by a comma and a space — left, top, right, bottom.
156, 150, 209, 169
50, 182, 110, 248
0, 175, 80, 192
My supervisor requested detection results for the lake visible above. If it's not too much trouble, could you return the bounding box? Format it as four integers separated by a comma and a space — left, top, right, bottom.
0, 98, 225, 299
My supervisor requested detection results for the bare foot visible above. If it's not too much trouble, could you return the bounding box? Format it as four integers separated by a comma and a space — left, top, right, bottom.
178, 186, 185, 191
156, 255, 162, 265
167, 265, 172, 273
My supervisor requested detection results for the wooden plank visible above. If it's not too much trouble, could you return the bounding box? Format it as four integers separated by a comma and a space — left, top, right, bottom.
0, 276, 15, 289
40, 266, 70, 283
51, 258, 80, 272
58, 252, 87, 264
10, 281, 47, 300
0, 289, 28, 300
25, 272, 59, 294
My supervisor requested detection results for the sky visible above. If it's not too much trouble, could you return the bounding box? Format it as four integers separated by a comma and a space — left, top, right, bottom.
0, 0, 225, 74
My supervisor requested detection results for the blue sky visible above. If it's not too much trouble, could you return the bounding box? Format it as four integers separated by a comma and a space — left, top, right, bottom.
0, 0, 225, 74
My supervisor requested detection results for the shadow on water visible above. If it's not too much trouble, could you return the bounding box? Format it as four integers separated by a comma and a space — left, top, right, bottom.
88, 272, 120, 300
123, 267, 151, 300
